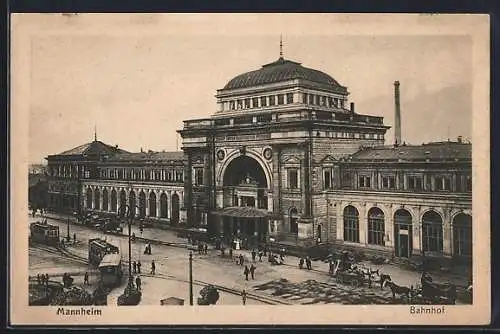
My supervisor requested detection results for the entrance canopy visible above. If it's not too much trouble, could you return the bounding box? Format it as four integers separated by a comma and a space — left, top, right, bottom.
213, 206, 269, 218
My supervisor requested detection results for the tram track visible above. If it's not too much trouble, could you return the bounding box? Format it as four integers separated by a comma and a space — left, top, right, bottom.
30, 243, 290, 305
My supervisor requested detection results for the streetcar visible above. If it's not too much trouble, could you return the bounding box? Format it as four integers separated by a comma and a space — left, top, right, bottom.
98, 253, 123, 287
29, 221, 60, 246
88, 238, 120, 266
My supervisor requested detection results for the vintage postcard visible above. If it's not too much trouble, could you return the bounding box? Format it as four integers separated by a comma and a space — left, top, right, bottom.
10, 13, 490, 326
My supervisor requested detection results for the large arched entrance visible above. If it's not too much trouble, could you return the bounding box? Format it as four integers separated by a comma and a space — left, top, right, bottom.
453, 213, 472, 257
422, 210, 443, 254
219, 155, 270, 247
394, 209, 413, 258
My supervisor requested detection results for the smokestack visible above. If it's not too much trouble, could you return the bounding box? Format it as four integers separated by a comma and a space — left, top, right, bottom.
350, 102, 355, 113
394, 81, 401, 147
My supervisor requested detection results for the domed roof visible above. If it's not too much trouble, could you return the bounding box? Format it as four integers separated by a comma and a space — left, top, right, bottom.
222, 57, 345, 92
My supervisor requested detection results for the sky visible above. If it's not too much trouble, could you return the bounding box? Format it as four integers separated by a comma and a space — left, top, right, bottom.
23, 14, 473, 164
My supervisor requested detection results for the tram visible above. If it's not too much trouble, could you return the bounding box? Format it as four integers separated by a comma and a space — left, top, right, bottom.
98, 253, 123, 287
88, 238, 120, 266
29, 221, 60, 246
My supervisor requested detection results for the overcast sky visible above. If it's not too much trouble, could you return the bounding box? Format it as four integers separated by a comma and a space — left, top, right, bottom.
23, 14, 472, 164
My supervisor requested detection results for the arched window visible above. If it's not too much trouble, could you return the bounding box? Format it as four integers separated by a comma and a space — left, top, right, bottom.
110, 189, 117, 212
102, 188, 109, 211
86, 187, 92, 209
343, 206, 359, 243
129, 191, 136, 217
171, 193, 180, 225
394, 209, 413, 258
453, 213, 472, 257
422, 211, 443, 253
368, 207, 385, 245
160, 193, 168, 218
149, 192, 157, 217
289, 208, 299, 235
139, 191, 146, 218
119, 190, 127, 214
94, 188, 100, 210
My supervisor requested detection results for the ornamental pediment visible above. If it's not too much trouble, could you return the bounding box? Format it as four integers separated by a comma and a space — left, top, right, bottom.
320, 155, 338, 164
282, 155, 301, 164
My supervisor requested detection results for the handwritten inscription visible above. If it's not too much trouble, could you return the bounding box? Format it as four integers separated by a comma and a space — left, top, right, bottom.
409, 305, 445, 315
57, 307, 102, 316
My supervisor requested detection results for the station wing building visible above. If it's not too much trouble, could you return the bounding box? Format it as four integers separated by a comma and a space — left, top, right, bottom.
178, 54, 472, 260
45, 140, 186, 226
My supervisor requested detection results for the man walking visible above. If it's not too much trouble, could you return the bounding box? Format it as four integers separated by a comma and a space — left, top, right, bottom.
239, 254, 244, 266
242, 290, 247, 305
251, 249, 256, 263
244, 265, 250, 281
133, 261, 137, 274
84, 272, 89, 285
204, 243, 208, 255
137, 260, 142, 274
135, 276, 141, 291
73, 233, 76, 243
258, 250, 263, 262
151, 260, 156, 275
250, 264, 256, 280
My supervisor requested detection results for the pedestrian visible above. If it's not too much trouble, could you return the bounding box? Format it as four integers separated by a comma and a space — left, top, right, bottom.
229, 247, 233, 259
61, 238, 65, 248
258, 250, 263, 262
244, 265, 249, 281
73, 233, 76, 243
198, 242, 202, 255
137, 260, 142, 274
306, 256, 312, 270
250, 264, 256, 280
251, 249, 256, 262
84, 272, 89, 285
242, 289, 247, 305
239, 254, 244, 266
135, 276, 142, 291
37, 274, 41, 285
133, 261, 137, 274
204, 243, 208, 254
263, 246, 267, 256
151, 260, 156, 275
149, 244, 152, 255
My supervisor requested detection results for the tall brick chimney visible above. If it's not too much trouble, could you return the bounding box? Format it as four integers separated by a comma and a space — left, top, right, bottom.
394, 81, 401, 147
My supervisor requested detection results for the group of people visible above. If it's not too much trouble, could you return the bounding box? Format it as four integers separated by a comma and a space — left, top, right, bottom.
144, 243, 152, 255
243, 264, 256, 280
36, 273, 50, 286
132, 259, 156, 275
298, 256, 313, 270
197, 242, 209, 255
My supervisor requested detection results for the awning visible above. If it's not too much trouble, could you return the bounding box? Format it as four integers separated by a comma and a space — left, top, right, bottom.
213, 206, 270, 218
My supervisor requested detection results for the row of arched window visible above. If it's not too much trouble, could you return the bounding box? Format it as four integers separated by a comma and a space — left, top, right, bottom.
340, 206, 472, 257
85, 187, 180, 223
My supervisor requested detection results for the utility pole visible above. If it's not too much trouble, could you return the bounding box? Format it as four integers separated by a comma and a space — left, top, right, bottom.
189, 251, 193, 305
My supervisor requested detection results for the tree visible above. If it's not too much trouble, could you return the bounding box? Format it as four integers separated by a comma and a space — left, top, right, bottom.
197, 285, 220, 305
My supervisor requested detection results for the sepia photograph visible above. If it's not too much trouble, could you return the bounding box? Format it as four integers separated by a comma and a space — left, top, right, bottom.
10, 13, 490, 325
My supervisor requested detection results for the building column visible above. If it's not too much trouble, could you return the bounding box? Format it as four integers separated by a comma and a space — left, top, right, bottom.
146, 190, 150, 216
359, 203, 367, 244
442, 209, 452, 256
167, 191, 172, 219
412, 206, 422, 255
83, 188, 87, 209
336, 202, 343, 242
156, 191, 161, 218
91, 187, 95, 209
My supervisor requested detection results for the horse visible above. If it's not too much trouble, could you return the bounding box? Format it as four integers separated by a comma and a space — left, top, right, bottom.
384, 281, 413, 302
373, 271, 392, 290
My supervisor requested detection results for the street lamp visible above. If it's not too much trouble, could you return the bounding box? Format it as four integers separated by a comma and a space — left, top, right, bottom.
66, 217, 71, 242
189, 251, 193, 306
118, 204, 135, 291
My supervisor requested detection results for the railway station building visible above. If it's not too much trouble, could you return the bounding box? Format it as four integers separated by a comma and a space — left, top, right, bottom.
44, 52, 472, 261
